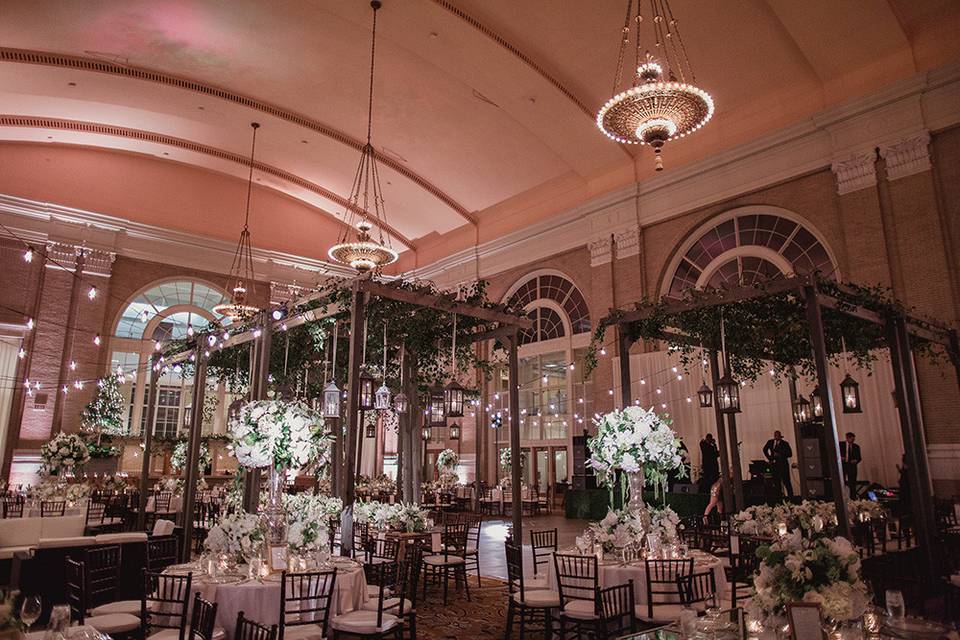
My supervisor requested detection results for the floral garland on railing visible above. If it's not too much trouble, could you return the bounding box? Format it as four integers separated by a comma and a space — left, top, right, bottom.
170, 440, 211, 474
228, 400, 331, 470
39, 432, 90, 476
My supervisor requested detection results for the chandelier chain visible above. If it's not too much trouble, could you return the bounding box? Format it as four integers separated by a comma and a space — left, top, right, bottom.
242, 122, 259, 231
611, 0, 633, 96
661, 0, 695, 82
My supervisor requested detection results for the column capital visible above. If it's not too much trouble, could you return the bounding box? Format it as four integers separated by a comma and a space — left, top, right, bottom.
880, 132, 931, 181
589, 236, 612, 267
614, 227, 640, 260
830, 151, 877, 195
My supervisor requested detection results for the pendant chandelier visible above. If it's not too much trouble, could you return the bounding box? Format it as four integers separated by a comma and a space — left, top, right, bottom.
328, 0, 398, 272
213, 122, 263, 320
597, 0, 714, 171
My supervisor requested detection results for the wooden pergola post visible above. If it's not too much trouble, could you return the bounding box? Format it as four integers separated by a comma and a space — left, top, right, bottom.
136, 354, 161, 531
803, 286, 850, 537
708, 349, 735, 514
618, 324, 633, 408
341, 283, 367, 556
887, 314, 937, 575
180, 344, 207, 562
243, 313, 272, 513
507, 332, 522, 541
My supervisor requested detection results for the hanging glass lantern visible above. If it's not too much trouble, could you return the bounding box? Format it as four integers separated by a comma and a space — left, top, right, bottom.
715, 373, 741, 414
322, 381, 341, 419
359, 370, 375, 410
840, 374, 862, 414
374, 382, 391, 410
444, 381, 465, 418
428, 389, 446, 426
421, 426, 431, 442
810, 386, 823, 419
697, 382, 713, 408
793, 395, 811, 424
393, 391, 408, 414
449, 423, 461, 440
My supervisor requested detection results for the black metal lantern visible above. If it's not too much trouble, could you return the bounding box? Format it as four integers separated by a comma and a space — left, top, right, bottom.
840, 374, 862, 414
322, 381, 341, 419
444, 381, 465, 418
715, 373, 741, 414
421, 426, 431, 442
359, 370, 375, 410
428, 389, 446, 426
810, 386, 823, 419
793, 395, 812, 424
449, 423, 461, 440
697, 382, 713, 408
393, 391, 408, 414
365, 420, 376, 438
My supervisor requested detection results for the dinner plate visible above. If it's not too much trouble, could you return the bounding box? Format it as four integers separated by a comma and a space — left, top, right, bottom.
881, 617, 948, 639
206, 574, 243, 584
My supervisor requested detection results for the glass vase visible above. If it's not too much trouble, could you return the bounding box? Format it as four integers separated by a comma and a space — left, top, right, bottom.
262, 466, 288, 572
627, 470, 645, 512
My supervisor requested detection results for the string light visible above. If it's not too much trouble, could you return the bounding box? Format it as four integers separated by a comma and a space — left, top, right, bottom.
600, 347, 607, 356
69, 360, 77, 371
87, 286, 98, 300
62, 385, 68, 394
253, 328, 262, 338
26, 318, 34, 330
154, 341, 162, 351
17, 348, 25, 359
93, 334, 101, 346
23, 248, 33, 262
186, 324, 194, 337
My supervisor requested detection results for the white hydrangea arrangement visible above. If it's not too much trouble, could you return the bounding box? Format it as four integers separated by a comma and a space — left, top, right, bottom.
354, 500, 433, 533
848, 499, 886, 523
586, 406, 685, 496
437, 449, 459, 470
228, 400, 331, 470
499, 448, 527, 469
648, 505, 681, 544
751, 531, 871, 623
734, 501, 839, 538
39, 432, 90, 475
318, 495, 343, 520
283, 493, 331, 553
170, 440, 211, 474
205, 512, 265, 561
589, 507, 651, 552
64, 483, 91, 502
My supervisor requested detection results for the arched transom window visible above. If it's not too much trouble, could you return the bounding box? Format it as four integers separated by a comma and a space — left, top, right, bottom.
114, 280, 231, 339
506, 273, 590, 336
665, 209, 838, 298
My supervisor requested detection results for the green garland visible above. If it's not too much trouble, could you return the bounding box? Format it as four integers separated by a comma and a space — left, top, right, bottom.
585, 275, 948, 383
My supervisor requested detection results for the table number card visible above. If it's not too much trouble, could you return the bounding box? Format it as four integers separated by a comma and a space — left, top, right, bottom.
269, 544, 288, 572
730, 535, 740, 555
787, 603, 825, 640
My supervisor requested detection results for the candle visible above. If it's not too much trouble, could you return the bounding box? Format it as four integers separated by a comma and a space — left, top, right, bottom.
777, 523, 788, 537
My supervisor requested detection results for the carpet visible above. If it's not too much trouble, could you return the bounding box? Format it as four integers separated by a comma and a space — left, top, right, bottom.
415, 576, 511, 640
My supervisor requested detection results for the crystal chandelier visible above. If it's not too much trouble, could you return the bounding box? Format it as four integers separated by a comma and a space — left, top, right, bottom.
213, 122, 262, 320
597, 0, 714, 171
328, 0, 399, 272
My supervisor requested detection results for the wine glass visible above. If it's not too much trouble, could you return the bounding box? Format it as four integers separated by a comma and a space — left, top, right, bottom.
20, 595, 41, 630
885, 589, 905, 619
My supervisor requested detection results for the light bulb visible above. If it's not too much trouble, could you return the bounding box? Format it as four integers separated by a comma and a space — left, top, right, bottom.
93, 334, 101, 346
17, 348, 25, 359
600, 347, 607, 356
186, 324, 194, 337
87, 286, 97, 300
154, 341, 162, 351
70, 360, 77, 371
656, 388, 662, 394
140, 310, 149, 323
26, 318, 34, 330
253, 329, 262, 338
23, 248, 33, 262
62, 385, 68, 394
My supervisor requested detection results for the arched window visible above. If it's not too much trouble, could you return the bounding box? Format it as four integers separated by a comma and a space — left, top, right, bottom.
505, 272, 590, 335
114, 280, 231, 339
664, 207, 839, 298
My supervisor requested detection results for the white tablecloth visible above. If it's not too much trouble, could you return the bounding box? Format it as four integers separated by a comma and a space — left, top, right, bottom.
546, 549, 729, 607
145, 495, 183, 513
163, 561, 368, 639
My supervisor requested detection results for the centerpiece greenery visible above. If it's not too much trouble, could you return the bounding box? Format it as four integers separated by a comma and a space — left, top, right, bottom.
39, 432, 90, 477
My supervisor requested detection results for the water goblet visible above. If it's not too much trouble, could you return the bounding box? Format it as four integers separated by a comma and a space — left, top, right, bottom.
20, 595, 41, 630
885, 589, 905, 619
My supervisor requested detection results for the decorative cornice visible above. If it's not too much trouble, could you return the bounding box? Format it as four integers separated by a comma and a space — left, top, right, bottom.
614, 228, 640, 260
0, 115, 415, 250
880, 132, 932, 181
0, 47, 474, 226
831, 151, 877, 195
589, 236, 613, 267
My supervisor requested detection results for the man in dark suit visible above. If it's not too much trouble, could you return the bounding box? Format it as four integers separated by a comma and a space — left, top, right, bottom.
839, 431, 862, 498
699, 433, 720, 493
763, 430, 794, 498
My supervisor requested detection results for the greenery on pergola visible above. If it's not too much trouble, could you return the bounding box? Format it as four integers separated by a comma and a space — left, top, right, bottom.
585, 275, 951, 383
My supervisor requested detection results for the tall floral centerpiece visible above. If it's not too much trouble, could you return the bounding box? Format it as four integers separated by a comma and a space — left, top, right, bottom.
586, 406, 684, 510
39, 432, 90, 481
499, 448, 526, 489
170, 440, 211, 476
436, 448, 459, 490
228, 400, 330, 571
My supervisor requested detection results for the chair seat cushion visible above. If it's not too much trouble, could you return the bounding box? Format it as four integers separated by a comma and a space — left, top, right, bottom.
423, 555, 465, 566
513, 590, 560, 608
90, 600, 140, 617
330, 610, 399, 634
362, 597, 413, 613
634, 603, 691, 623
525, 576, 549, 591
148, 626, 226, 640
366, 584, 392, 598
562, 599, 597, 620
278, 624, 325, 640
87, 613, 141, 634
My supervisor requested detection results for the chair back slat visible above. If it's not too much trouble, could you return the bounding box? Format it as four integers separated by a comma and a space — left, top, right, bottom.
529, 528, 557, 577
279, 570, 337, 640
598, 580, 637, 638
41, 500, 66, 517
554, 553, 598, 606
142, 570, 193, 639
147, 536, 180, 572
86, 501, 107, 525
189, 592, 219, 640
85, 544, 122, 608
65, 557, 87, 624
236, 612, 278, 640
677, 570, 717, 608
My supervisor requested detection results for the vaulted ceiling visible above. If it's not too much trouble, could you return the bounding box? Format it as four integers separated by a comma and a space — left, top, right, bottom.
1, 0, 958, 272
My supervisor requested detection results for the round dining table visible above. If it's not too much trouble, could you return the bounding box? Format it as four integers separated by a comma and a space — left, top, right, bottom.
545, 547, 729, 608
162, 557, 368, 639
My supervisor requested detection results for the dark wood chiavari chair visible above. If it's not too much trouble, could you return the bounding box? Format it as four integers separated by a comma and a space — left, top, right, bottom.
279, 570, 337, 640
235, 612, 277, 640
421, 521, 471, 605
147, 536, 180, 573
331, 562, 404, 639
555, 552, 600, 639
597, 580, 637, 640
365, 535, 400, 566
64, 557, 142, 635
41, 500, 66, 517
726, 535, 762, 608
140, 570, 193, 640
188, 593, 219, 640
504, 541, 559, 640
2, 499, 23, 518
85, 544, 141, 616
462, 513, 483, 587
529, 528, 558, 583
638, 558, 694, 624
86, 500, 107, 527
677, 570, 718, 611
155, 491, 174, 513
